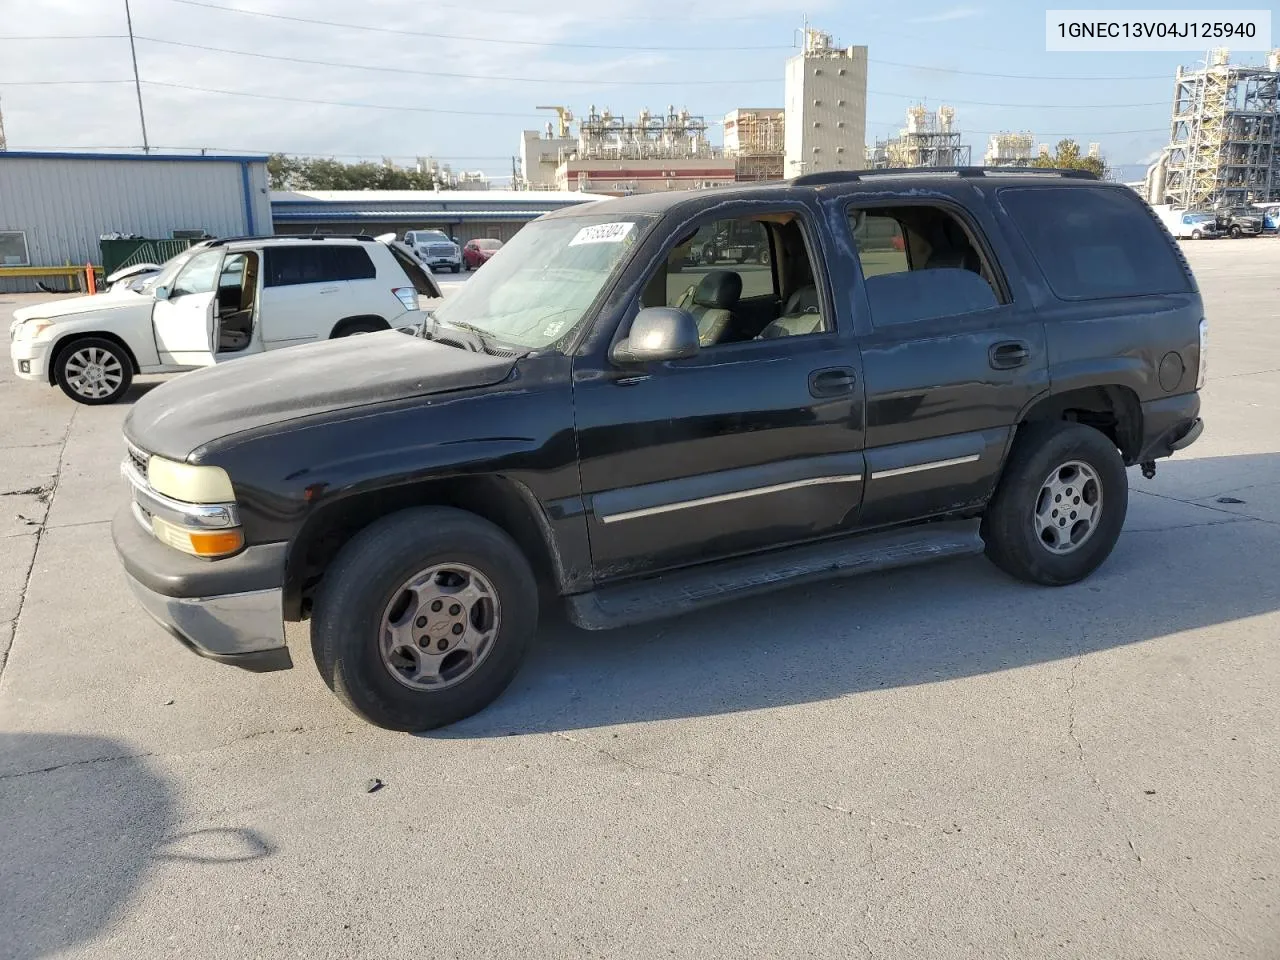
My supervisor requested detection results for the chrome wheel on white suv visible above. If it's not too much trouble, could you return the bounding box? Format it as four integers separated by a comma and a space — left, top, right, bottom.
54, 337, 133, 405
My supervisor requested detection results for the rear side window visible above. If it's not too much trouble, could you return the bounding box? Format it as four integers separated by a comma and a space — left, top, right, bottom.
999, 187, 1189, 300
264, 245, 377, 287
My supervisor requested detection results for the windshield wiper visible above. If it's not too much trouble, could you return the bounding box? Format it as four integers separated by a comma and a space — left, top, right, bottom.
426, 317, 491, 354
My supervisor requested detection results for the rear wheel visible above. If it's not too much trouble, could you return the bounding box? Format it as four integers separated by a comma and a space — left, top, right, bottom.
1230, 225, 1242, 238
981, 422, 1127, 586
332, 319, 387, 338
1191, 229, 1203, 239
310, 507, 538, 731
53, 337, 133, 405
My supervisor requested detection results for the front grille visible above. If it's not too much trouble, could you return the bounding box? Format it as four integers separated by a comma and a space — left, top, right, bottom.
126, 441, 148, 479
426, 244, 455, 257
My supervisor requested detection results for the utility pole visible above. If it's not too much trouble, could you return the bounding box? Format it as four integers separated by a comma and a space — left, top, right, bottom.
124, 0, 150, 152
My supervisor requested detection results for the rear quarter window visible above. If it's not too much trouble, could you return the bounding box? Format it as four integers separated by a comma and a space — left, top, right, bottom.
998, 186, 1190, 300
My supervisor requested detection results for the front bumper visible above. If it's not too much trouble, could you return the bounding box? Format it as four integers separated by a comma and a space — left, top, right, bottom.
9, 338, 50, 381
1136, 392, 1202, 463
112, 504, 293, 672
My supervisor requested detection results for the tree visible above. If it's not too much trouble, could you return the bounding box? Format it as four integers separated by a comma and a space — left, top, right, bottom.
1031, 139, 1106, 178
267, 153, 450, 191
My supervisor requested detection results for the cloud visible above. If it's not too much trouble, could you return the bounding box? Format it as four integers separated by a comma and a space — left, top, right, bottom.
907, 6, 984, 23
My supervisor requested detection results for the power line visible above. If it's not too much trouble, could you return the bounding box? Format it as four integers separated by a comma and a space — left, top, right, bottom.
0, 35, 126, 40
140, 79, 550, 118
134, 37, 777, 86
0, 79, 135, 85
159, 0, 795, 50
870, 58, 1169, 82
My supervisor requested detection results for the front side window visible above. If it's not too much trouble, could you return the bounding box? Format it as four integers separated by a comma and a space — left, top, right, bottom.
429, 214, 649, 352
640, 211, 829, 346
169, 249, 224, 298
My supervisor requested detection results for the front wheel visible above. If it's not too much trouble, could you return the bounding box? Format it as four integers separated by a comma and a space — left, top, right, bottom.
53, 336, 133, 405
451, 265, 461, 274
1230, 226, 1242, 238
1191, 230, 1203, 239
981, 421, 1127, 586
310, 507, 538, 731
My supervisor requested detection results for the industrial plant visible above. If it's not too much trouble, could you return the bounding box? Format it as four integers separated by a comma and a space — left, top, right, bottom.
870, 106, 972, 169
1148, 48, 1280, 208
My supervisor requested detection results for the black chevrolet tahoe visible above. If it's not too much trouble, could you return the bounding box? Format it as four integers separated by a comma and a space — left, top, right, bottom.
113, 168, 1205, 731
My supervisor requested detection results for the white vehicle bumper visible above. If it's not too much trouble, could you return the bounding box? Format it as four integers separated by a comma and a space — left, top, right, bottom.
9, 338, 51, 382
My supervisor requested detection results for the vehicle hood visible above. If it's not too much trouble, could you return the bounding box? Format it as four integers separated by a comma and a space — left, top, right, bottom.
12, 292, 150, 323
124, 330, 517, 461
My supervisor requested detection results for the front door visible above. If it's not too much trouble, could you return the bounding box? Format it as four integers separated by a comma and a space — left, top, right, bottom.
151, 247, 222, 367
841, 200, 1049, 528
574, 204, 866, 581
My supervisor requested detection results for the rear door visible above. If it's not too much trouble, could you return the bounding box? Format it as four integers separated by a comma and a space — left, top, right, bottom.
151, 247, 222, 367
841, 193, 1049, 528
258, 245, 350, 347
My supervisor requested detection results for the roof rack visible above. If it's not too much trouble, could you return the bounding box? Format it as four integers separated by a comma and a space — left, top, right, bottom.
202, 233, 376, 247
791, 167, 1098, 186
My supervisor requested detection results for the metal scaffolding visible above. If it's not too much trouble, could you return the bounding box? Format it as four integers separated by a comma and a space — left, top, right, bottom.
871, 105, 971, 169
723, 109, 785, 181
983, 132, 1034, 167
1163, 48, 1280, 209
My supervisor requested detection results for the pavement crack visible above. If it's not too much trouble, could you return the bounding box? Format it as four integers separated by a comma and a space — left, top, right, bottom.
1134, 487, 1279, 527
0, 406, 76, 682
0, 749, 156, 782
550, 731, 923, 830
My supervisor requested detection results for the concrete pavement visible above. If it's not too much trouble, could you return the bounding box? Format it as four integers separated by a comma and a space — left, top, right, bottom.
1, 241, 1277, 959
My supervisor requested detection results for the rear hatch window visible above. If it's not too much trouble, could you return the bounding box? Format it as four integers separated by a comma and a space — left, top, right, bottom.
386, 243, 443, 299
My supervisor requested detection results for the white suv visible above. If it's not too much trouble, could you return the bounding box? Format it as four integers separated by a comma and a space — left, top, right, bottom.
9, 235, 442, 405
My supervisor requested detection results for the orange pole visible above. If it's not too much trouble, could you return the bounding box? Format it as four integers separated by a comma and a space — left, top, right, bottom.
85, 263, 96, 295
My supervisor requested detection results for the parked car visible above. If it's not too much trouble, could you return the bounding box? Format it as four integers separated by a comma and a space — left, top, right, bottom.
463, 238, 503, 270
1213, 208, 1263, 238
1182, 212, 1222, 239
113, 169, 1204, 732
404, 229, 462, 273
10, 235, 441, 405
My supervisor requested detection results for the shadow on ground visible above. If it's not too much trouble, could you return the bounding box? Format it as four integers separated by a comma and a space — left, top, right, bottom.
0, 734, 173, 960
434, 452, 1280, 738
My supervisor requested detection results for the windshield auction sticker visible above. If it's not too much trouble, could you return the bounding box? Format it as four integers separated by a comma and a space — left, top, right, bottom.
1046, 9, 1270, 50
569, 222, 635, 246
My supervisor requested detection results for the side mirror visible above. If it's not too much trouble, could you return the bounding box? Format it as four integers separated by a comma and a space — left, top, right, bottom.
611, 307, 700, 365
153, 286, 170, 301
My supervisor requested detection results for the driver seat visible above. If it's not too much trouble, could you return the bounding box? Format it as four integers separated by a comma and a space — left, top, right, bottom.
688, 270, 742, 347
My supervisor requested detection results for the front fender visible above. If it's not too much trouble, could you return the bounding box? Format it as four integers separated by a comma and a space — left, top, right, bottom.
37, 305, 159, 369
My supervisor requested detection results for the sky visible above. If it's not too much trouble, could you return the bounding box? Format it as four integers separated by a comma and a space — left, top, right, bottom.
0, 0, 1259, 177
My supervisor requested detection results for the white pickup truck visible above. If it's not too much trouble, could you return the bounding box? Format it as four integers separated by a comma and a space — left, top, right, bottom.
9, 234, 441, 405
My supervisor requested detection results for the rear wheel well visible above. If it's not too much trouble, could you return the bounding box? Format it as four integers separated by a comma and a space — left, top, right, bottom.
1019, 386, 1143, 463
284, 476, 559, 621
330, 315, 390, 338
47, 331, 140, 383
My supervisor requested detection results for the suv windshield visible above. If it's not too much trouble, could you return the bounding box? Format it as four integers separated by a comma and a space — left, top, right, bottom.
151, 247, 202, 291
430, 214, 650, 351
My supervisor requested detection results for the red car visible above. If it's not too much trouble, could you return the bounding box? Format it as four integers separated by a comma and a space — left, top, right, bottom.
463, 238, 503, 270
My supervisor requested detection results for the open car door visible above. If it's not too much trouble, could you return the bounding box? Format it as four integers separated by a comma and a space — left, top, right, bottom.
151, 247, 222, 367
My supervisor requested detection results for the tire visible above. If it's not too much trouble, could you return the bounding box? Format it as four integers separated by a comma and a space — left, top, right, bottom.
757, 248, 771, 266
451, 265, 461, 274
1230, 226, 1242, 238
310, 507, 539, 731
332, 319, 387, 338
1191, 230, 1202, 239
701, 243, 717, 265
53, 336, 133, 405
981, 421, 1127, 586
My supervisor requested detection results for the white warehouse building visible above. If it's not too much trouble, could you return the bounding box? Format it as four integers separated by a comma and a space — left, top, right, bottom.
0, 151, 272, 292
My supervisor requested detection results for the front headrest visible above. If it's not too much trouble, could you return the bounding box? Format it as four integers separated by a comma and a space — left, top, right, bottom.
693, 270, 742, 308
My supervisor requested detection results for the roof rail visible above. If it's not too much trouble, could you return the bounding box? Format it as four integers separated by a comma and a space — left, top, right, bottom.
791, 166, 1099, 186
203, 233, 376, 247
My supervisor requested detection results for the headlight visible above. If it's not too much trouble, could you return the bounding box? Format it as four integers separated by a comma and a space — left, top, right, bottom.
147, 455, 236, 503
13, 318, 54, 341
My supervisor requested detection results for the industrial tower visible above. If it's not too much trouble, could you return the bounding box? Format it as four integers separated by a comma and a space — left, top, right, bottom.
1160, 48, 1280, 208
871, 105, 972, 169
784, 28, 868, 177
